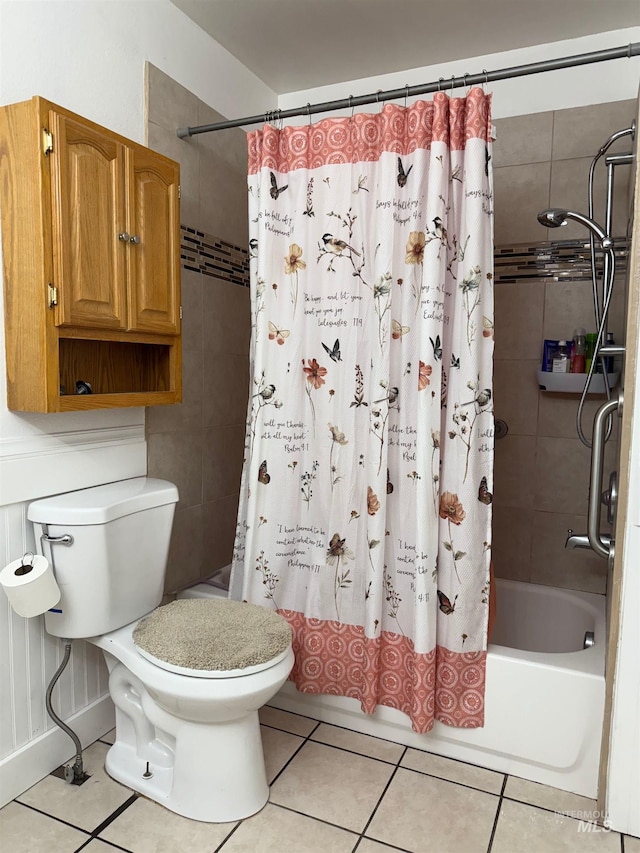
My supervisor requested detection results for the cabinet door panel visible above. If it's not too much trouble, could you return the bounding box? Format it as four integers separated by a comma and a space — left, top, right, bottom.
127, 148, 180, 335
50, 112, 127, 329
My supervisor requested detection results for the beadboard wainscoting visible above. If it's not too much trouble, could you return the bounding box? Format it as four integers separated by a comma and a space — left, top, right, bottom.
0, 424, 147, 805
0, 501, 115, 806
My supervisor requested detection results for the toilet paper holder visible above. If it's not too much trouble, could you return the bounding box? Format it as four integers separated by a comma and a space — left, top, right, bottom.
15, 552, 35, 576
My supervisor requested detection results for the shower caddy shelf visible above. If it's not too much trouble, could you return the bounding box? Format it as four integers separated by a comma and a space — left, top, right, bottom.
0, 96, 182, 412
536, 371, 619, 394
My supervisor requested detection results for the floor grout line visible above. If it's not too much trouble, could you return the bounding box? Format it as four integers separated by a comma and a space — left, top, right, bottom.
10, 799, 93, 837
90, 793, 138, 838
486, 772, 508, 852
356, 745, 408, 846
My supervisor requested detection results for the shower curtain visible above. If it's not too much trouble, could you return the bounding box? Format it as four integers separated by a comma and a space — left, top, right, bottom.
232, 89, 494, 732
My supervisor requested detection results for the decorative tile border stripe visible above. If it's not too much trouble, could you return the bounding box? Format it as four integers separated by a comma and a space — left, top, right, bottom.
494, 237, 629, 285
180, 225, 249, 287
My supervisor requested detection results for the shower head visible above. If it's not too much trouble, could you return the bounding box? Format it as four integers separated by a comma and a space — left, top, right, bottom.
537, 208, 613, 248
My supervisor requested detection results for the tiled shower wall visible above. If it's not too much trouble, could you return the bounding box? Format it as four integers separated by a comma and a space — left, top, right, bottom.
144, 64, 250, 594
491, 99, 636, 593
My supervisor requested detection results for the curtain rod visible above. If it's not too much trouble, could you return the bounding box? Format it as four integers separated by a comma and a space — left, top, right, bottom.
176, 42, 640, 138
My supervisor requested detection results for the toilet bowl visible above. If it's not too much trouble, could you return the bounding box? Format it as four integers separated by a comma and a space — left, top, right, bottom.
27, 478, 294, 823
92, 614, 294, 822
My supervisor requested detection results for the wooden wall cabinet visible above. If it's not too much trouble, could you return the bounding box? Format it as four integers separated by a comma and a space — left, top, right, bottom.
0, 96, 182, 412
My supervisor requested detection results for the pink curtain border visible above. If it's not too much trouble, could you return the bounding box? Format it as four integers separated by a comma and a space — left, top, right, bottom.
248, 89, 492, 175
280, 610, 486, 734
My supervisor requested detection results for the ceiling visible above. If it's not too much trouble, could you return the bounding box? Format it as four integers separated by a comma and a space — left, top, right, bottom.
170, 0, 640, 94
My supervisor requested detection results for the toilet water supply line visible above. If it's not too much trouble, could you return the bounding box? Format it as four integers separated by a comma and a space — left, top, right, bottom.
45, 640, 90, 785
40, 526, 90, 785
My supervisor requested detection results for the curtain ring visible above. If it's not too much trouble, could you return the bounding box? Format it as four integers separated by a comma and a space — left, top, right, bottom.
307, 103, 312, 125
437, 77, 444, 93
349, 94, 355, 118
482, 69, 489, 94
375, 89, 383, 113
404, 83, 409, 109
463, 73, 469, 93
449, 75, 456, 97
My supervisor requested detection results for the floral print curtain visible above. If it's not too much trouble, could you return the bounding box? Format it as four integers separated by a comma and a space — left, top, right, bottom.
232, 90, 494, 732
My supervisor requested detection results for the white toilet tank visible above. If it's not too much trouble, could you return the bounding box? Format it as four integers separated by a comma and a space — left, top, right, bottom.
28, 478, 179, 639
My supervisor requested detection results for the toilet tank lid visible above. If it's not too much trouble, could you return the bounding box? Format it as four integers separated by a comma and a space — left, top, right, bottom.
27, 478, 179, 525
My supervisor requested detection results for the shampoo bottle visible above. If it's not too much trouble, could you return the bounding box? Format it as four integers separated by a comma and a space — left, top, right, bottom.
570, 328, 586, 373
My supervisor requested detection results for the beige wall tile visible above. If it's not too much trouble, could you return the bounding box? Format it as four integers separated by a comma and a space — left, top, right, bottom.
203, 352, 250, 429
199, 148, 249, 246
180, 268, 204, 351
534, 434, 619, 515
494, 283, 545, 361
493, 434, 537, 509
147, 348, 203, 435
203, 280, 251, 355
542, 278, 598, 341
493, 162, 551, 245
165, 504, 204, 593
549, 156, 630, 240
492, 359, 539, 435
201, 493, 241, 572
551, 99, 637, 161
203, 425, 245, 501
492, 111, 553, 168
147, 429, 203, 508
197, 101, 248, 174
537, 391, 619, 440
146, 63, 199, 135
491, 505, 533, 582
529, 510, 608, 594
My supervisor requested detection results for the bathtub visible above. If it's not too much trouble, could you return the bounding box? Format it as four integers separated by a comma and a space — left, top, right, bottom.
269, 579, 606, 798
181, 575, 606, 798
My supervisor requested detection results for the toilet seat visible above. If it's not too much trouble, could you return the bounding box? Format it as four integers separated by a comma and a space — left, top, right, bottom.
135, 644, 292, 678
132, 598, 293, 677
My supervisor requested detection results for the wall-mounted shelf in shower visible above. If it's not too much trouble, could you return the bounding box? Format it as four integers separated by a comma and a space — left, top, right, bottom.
536, 371, 619, 394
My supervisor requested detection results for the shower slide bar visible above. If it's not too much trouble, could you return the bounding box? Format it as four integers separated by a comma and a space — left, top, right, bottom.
177, 42, 640, 137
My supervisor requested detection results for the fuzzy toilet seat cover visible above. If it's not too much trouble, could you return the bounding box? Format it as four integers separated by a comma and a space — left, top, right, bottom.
132, 599, 292, 671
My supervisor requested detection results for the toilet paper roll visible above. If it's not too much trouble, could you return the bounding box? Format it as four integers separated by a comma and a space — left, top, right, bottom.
0, 554, 61, 618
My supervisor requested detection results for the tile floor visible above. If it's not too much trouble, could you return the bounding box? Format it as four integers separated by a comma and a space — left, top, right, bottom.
2, 705, 639, 853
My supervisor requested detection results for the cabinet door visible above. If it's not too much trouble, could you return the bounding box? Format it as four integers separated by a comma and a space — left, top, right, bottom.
126, 147, 180, 335
50, 112, 127, 329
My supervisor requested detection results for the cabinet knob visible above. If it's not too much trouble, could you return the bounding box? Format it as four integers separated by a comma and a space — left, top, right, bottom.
129, 235, 141, 245
118, 232, 130, 242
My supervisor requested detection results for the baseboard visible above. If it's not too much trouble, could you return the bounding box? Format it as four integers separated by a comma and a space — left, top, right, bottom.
0, 694, 115, 807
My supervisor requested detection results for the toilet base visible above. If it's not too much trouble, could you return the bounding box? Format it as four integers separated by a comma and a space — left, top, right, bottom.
105, 709, 269, 823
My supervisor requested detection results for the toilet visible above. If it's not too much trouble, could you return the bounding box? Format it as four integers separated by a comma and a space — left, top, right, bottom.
27, 477, 294, 823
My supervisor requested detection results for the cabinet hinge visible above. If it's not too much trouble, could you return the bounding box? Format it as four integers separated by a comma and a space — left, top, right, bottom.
179, 305, 183, 320
47, 283, 58, 309
178, 184, 181, 200
42, 128, 53, 156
